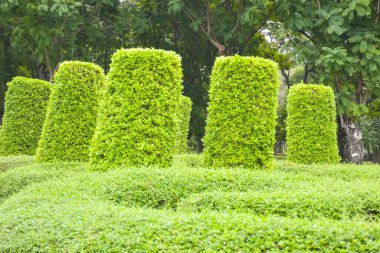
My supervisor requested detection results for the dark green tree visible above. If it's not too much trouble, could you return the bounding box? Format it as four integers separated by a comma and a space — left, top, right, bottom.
279, 0, 380, 163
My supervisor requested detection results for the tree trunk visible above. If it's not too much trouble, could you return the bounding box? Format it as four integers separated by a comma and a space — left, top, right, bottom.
337, 117, 348, 161
281, 69, 291, 88
38, 64, 48, 81
373, 147, 380, 163
340, 116, 364, 164
197, 140, 203, 154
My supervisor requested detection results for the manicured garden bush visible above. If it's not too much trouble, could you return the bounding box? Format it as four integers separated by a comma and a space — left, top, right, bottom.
1, 203, 379, 252
203, 55, 280, 169
35, 61, 105, 162
176, 95, 192, 153
0, 77, 51, 156
177, 186, 380, 220
0, 162, 83, 202
287, 84, 340, 164
89, 48, 182, 169
1, 155, 379, 251
0, 155, 34, 172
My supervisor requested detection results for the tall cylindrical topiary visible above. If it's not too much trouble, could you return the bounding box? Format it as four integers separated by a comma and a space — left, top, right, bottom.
0, 77, 51, 156
89, 48, 183, 169
35, 61, 105, 162
203, 55, 280, 169
176, 95, 192, 153
286, 84, 340, 164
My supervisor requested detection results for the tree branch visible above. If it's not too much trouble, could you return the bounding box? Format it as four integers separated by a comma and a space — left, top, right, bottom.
298, 30, 316, 45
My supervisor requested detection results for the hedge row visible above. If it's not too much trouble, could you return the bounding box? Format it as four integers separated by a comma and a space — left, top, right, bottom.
0, 162, 83, 202
2, 158, 377, 221
0, 77, 51, 156
35, 61, 105, 162
0, 155, 34, 172
1, 202, 379, 252
89, 48, 183, 169
175, 95, 192, 153
203, 55, 280, 169
287, 84, 340, 164
177, 188, 380, 220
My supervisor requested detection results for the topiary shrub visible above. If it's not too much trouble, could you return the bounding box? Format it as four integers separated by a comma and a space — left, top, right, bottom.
203, 55, 280, 169
35, 61, 105, 162
176, 95, 192, 153
0, 77, 51, 156
286, 84, 340, 164
89, 48, 183, 169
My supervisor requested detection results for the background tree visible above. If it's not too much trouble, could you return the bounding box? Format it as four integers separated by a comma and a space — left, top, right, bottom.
278, 0, 380, 163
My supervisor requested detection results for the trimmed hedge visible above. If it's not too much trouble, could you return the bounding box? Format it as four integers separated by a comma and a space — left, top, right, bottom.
1, 156, 380, 251
177, 187, 380, 220
0, 162, 83, 203
203, 55, 280, 169
1, 202, 379, 252
176, 95, 192, 153
287, 84, 340, 164
35, 61, 105, 162
89, 48, 183, 169
0, 156, 34, 172
0, 77, 51, 156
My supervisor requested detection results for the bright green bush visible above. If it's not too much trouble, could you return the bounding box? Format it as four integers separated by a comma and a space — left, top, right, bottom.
203, 55, 280, 169
176, 95, 192, 153
35, 61, 105, 162
177, 185, 380, 220
287, 84, 340, 164
89, 48, 182, 169
0, 162, 83, 202
1, 203, 379, 252
1, 155, 380, 251
0, 155, 34, 172
0, 77, 51, 156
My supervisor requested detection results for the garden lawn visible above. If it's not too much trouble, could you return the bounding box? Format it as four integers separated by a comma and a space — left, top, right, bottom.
0, 155, 379, 252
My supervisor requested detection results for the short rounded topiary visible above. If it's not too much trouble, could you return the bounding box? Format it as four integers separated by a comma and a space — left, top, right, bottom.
35, 61, 105, 162
0, 77, 51, 156
176, 95, 192, 154
203, 55, 280, 169
286, 84, 340, 164
89, 48, 183, 169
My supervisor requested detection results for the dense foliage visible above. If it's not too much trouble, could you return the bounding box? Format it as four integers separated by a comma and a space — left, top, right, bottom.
176, 95, 192, 153
0, 155, 379, 251
278, 0, 380, 163
35, 61, 105, 162
90, 48, 182, 169
204, 55, 279, 169
361, 114, 380, 162
0, 77, 51, 156
0, 155, 33, 172
287, 84, 340, 164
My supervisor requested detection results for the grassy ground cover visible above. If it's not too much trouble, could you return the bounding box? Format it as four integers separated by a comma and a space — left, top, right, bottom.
0, 154, 379, 252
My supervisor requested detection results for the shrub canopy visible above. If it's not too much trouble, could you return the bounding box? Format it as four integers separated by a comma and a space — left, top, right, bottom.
176, 95, 192, 153
286, 84, 340, 164
203, 55, 279, 169
89, 48, 183, 169
35, 61, 105, 162
0, 77, 51, 156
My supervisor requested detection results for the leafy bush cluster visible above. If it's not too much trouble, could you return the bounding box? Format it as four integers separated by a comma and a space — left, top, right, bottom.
176, 95, 192, 153
204, 55, 280, 169
0, 155, 34, 172
1, 205, 378, 252
287, 84, 340, 164
89, 48, 183, 169
0, 77, 51, 156
35, 61, 105, 162
0, 155, 379, 251
0, 161, 83, 202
